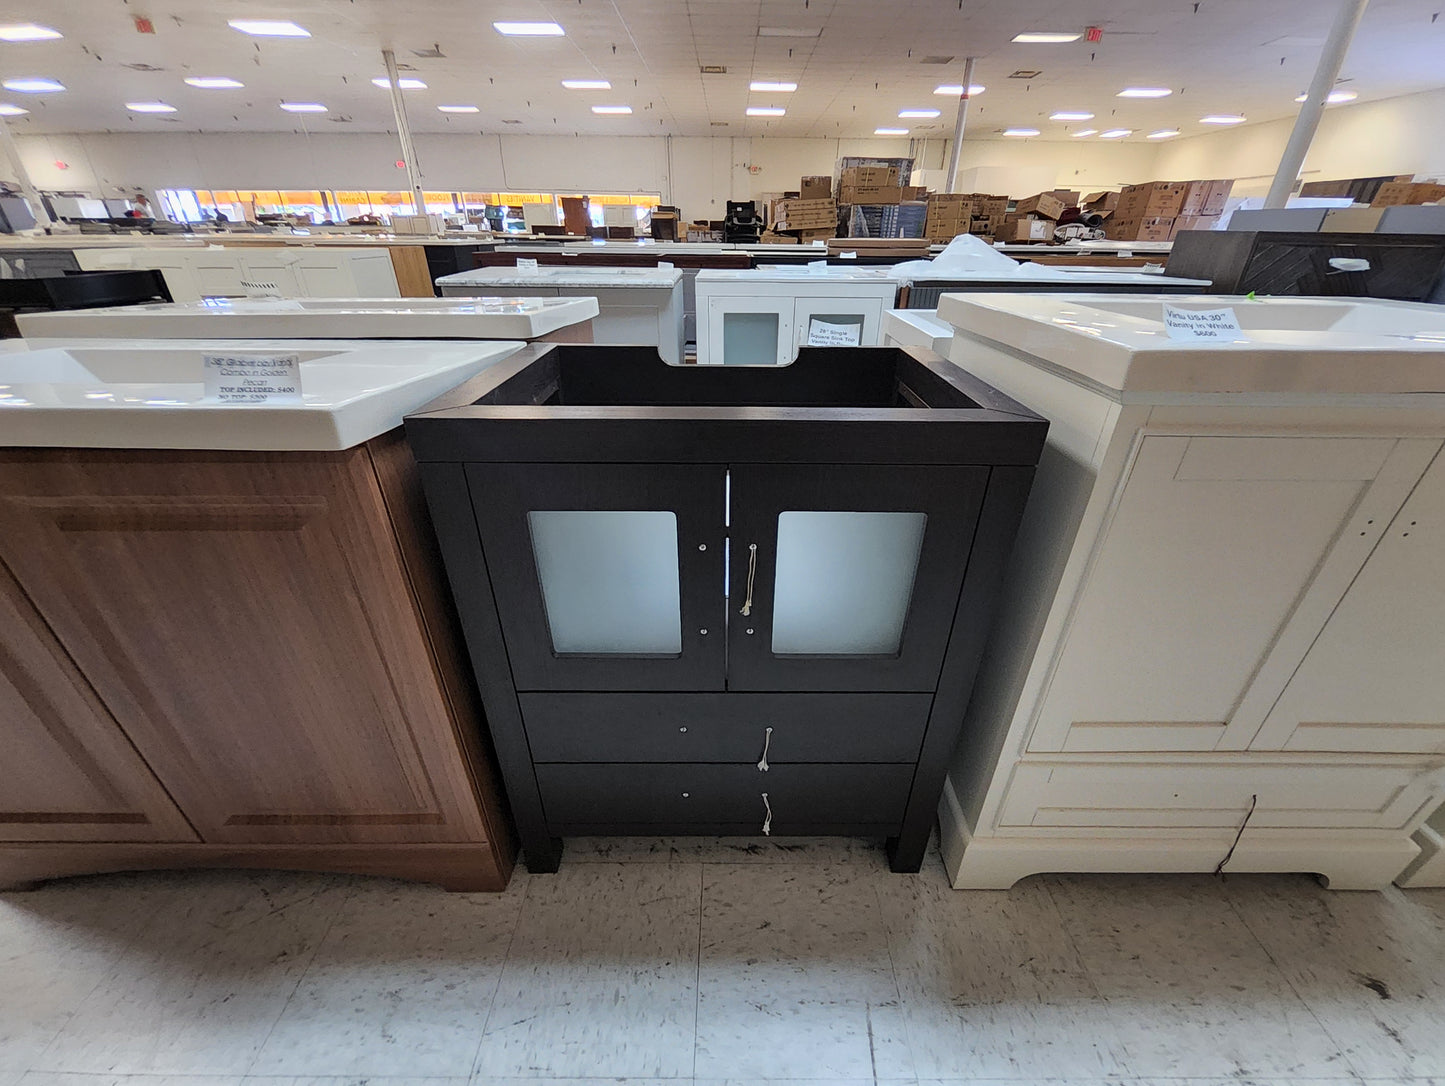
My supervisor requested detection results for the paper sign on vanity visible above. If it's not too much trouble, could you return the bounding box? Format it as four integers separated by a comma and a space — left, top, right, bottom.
1163, 304, 1248, 343
807, 319, 862, 347
202, 353, 303, 404
515, 258, 539, 271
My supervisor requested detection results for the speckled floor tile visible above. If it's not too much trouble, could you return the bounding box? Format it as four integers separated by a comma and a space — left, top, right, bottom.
470, 864, 700, 1079
1045, 874, 1355, 1079
249, 878, 529, 1076
878, 872, 1130, 1079
1224, 875, 1445, 1080
22, 1076, 246, 1086
694, 865, 912, 1081
30, 872, 352, 1075
246, 1077, 466, 1086
0, 874, 186, 1072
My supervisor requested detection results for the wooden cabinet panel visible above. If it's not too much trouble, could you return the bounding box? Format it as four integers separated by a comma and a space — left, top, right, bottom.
0, 450, 489, 846
0, 561, 196, 843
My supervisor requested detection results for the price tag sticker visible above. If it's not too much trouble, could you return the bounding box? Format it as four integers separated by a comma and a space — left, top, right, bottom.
516, 257, 540, 271
203, 353, 303, 404
1163, 304, 1247, 342
806, 319, 862, 347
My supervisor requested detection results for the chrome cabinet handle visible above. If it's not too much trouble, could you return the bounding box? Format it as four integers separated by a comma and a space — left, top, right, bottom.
761, 792, 772, 836
757, 726, 773, 772
739, 542, 757, 616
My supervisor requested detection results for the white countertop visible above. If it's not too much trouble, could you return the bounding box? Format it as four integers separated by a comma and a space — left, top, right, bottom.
0, 338, 524, 451
436, 266, 683, 288
904, 267, 1207, 286
17, 296, 598, 342
936, 294, 1445, 397
882, 309, 955, 351
706, 266, 902, 282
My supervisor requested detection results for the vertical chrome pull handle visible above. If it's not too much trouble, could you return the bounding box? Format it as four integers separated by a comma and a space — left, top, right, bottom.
757, 726, 773, 772
739, 543, 757, 616
761, 792, 772, 836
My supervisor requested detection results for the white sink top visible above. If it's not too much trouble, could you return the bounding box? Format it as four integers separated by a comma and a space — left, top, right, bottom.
882, 309, 954, 352
937, 294, 1445, 396
16, 296, 598, 342
0, 338, 525, 450
437, 266, 683, 288
727, 266, 902, 281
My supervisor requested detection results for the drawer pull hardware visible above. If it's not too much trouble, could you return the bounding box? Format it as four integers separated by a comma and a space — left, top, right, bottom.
757, 726, 773, 772
740, 543, 758, 615
761, 792, 772, 836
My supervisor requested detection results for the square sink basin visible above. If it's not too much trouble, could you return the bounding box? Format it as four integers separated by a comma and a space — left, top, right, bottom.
936, 294, 1445, 396
17, 296, 599, 342
0, 338, 525, 450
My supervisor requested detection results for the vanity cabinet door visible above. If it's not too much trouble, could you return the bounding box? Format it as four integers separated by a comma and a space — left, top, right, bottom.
726, 464, 988, 692
0, 560, 196, 843
0, 450, 491, 846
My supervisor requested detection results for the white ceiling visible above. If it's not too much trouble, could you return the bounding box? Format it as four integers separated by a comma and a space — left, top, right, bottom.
1, 0, 1443, 142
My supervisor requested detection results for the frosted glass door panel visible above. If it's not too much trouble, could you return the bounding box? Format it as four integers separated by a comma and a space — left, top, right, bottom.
723, 311, 782, 365
771, 511, 927, 654
528, 510, 682, 654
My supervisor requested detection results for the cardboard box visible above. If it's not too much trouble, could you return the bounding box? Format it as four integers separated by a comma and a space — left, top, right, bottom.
901, 185, 928, 201
1321, 206, 1386, 232
1049, 189, 1082, 206
1106, 215, 1175, 241
1005, 218, 1056, 242
771, 197, 838, 231
1014, 192, 1068, 221
1372, 181, 1445, 207
1300, 180, 1355, 198
840, 166, 899, 187
840, 183, 903, 204
1180, 179, 1235, 217
972, 194, 1010, 217
1169, 215, 1219, 239
1116, 181, 1190, 219
800, 175, 833, 200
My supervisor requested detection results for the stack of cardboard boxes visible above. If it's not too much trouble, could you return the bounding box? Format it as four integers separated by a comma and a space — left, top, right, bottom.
1300, 175, 1415, 203
1371, 180, 1445, 207
835, 166, 929, 238
1103, 179, 1233, 241
1002, 190, 1081, 243
924, 193, 1008, 243
767, 174, 840, 242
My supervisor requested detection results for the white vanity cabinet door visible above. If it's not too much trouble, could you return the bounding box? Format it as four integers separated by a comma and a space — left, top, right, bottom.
293, 250, 401, 298
1027, 434, 1435, 755
701, 296, 793, 366
792, 296, 886, 351
1252, 450, 1445, 754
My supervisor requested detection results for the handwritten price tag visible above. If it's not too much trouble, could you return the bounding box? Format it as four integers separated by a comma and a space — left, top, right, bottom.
203, 353, 303, 404
1164, 304, 1247, 342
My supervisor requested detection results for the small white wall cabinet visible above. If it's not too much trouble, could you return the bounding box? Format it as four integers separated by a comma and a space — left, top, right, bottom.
695, 269, 899, 365
75, 247, 400, 301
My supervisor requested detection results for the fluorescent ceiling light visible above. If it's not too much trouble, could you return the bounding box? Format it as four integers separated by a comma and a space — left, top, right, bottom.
280, 101, 327, 112
750, 81, 797, 92
227, 19, 310, 37
758, 26, 821, 37
562, 79, 611, 90
934, 84, 986, 96
1050, 111, 1094, 121
898, 108, 941, 118
493, 21, 564, 36
1071, 129, 1098, 137
126, 101, 177, 113
1296, 89, 1358, 104
1003, 127, 1041, 136
438, 104, 480, 113
747, 106, 785, 116
0, 103, 29, 116
185, 76, 244, 89
0, 24, 62, 41
1148, 128, 1181, 139
2, 77, 63, 93
591, 105, 632, 114
1099, 128, 1133, 138
874, 127, 909, 135
372, 77, 428, 89
1200, 114, 1246, 124
1117, 86, 1172, 98
1013, 31, 1082, 43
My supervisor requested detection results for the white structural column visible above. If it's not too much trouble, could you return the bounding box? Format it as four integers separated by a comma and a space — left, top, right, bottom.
1264, 0, 1370, 208
0, 115, 56, 228
383, 48, 427, 218
944, 56, 978, 194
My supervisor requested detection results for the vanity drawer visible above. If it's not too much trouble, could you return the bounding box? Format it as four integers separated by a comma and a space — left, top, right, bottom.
536, 762, 915, 831
520, 692, 931, 763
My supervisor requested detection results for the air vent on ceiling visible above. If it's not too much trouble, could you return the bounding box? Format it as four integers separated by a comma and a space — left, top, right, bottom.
700, 65, 727, 74
501, 118, 523, 124
920, 55, 954, 64
1010, 69, 1042, 79
328, 115, 353, 123
711, 121, 729, 126
123, 62, 166, 72
412, 44, 445, 58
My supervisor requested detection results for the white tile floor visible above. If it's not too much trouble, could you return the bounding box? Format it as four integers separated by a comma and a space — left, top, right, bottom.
3, 835, 1445, 1086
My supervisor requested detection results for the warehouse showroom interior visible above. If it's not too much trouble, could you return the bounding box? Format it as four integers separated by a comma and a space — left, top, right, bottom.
4, 0, 1445, 1083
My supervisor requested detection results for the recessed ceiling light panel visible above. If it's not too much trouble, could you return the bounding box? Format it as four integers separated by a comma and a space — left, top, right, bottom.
899, 109, 941, 118
1296, 89, 1358, 104
1050, 111, 1094, 121
493, 21, 564, 35
750, 81, 797, 92
0, 103, 29, 115
1148, 129, 1181, 139
1003, 127, 1041, 136
228, 19, 310, 37
1070, 129, 1098, 137
1013, 31, 1081, 43
438, 104, 480, 113
934, 84, 986, 95
562, 80, 611, 90
372, 77, 428, 89
874, 127, 909, 135
0, 24, 62, 41
591, 105, 632, 114
185, 77, 245, 89
1099, 128, 1133, 138
747, 106, 785, 116
280, 101, 327, 112
1200, 114, 1246, 124
2, 77, 63, 93
126, 101, 177, 113
1117, 86, 1172, 98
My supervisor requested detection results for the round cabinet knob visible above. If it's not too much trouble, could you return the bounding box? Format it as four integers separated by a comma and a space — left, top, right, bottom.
678, 726, 688, 733
682, 792, 690, 798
